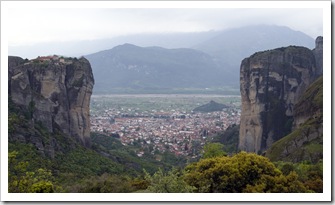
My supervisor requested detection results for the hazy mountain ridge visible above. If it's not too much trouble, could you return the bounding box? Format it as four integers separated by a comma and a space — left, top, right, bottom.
84, 25, 315, 94
193, 25, 315, 81
86, 44, 226, 93
9, 31, 222, 60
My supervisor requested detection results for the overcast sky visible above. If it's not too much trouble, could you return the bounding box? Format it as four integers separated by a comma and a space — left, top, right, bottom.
7, 7, 323, 46
2, 1, 326, 58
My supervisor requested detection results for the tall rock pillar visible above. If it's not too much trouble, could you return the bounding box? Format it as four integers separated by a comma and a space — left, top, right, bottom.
238, 45, 318, 153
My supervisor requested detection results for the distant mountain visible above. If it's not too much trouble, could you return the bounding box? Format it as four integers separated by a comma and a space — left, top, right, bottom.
85, 44, 227, 94
84, 25, 315, 94
193, 100, 228, 113
9, 31, 221, 60
18, 25, 316, 94
193, 25, 315, 82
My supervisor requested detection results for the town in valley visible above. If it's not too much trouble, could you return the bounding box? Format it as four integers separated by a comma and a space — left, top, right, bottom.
90, 94, 241, 159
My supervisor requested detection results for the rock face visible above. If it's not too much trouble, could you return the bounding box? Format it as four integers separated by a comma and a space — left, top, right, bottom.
9, 56, 94, 148
313, 36, 323, 76
265, 76, 323, 163
239, 37, 322, 153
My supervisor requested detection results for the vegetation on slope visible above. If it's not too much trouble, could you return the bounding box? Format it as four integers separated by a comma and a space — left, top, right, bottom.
8, 99, 180, 192
266, 76, 323, 163
142, 150, 322, 193
9, 138, 323, 193
211, 124, 240, 154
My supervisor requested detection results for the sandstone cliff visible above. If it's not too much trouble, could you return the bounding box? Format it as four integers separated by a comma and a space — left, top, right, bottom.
265, 76, 323, 163
239, 37, 322, 153
8, 56, 94, 154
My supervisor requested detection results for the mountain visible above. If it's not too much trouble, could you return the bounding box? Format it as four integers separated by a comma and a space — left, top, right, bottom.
193, 25, 315, 83
238, 37, 322, 154
9, 55, 94, 151
192, 100, 228, 113
85, 44, 227, 94
83, 25, 315, 94
9, 31, 222, 60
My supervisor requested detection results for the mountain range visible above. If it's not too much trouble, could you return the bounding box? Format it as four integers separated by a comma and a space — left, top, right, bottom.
193, 25, 315, 80
85, 25, 314, 94
85, 44, 226, 93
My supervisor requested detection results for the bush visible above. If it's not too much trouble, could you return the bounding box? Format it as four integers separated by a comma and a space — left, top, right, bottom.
184, 152, 311, 193
8, 151, 57, 193
144, 168, 195, 193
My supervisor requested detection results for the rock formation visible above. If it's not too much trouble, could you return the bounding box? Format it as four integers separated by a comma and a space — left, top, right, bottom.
265, 76, 323, 163
239, 37, 322, 153
313, 36, 323, 76
8, 56, 94, 150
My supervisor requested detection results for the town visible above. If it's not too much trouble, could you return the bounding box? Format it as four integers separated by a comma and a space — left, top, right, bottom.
90, 95, 241, 159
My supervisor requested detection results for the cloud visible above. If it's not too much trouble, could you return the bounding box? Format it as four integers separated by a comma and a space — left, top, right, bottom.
6, 7, 323, 47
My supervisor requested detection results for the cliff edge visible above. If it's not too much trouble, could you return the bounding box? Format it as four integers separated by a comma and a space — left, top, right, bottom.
239, 37, 322, 153
9, 55, 94, 155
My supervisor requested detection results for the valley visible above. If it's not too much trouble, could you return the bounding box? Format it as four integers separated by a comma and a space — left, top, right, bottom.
90, 94, 241, 159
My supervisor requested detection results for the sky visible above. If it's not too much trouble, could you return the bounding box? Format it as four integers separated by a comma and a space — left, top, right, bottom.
2, 1, 326, 59
6, 7, 323, 47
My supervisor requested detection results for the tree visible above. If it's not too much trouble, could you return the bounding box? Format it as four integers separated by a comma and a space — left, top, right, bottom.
8, 151, 55, 193
274, 160, 323, 193
76, 173, 135, 193
202, 142, 226, 159
244, 171, 309, 193
144, 168, 195, 193
184, 152, 310, 193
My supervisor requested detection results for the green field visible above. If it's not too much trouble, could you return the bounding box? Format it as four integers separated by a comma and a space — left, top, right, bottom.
92, 86, 240, 95
90, 94, 241, 116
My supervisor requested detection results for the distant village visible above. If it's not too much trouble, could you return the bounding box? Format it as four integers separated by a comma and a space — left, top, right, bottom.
91, 106, 240, 159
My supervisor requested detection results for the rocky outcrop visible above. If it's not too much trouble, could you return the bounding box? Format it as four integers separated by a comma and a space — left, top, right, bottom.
313, 36, 323, 76
239, 37, 322, 153
9, 56, 94, 149
265, 76, 323, 163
